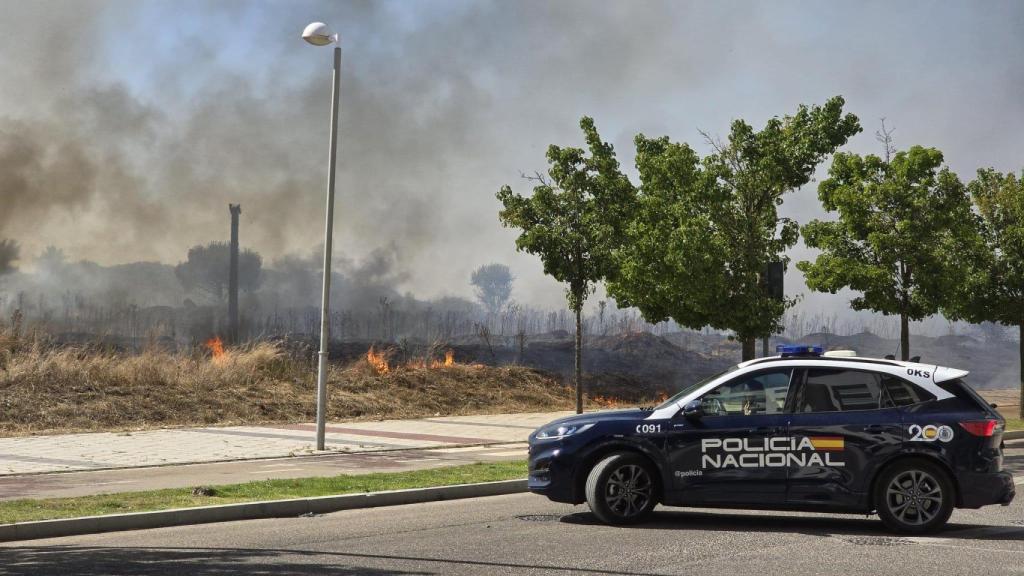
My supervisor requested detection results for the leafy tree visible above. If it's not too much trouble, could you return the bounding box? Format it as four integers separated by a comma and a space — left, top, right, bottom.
0, 239, 18, 276
497, 117, 633, 413
174, 242, 263, 303
609, 96, 860, 360
949, 169, 1024, 417
470, 263, 514, 318
35, 245, 66, 276
797, 146, 975, 361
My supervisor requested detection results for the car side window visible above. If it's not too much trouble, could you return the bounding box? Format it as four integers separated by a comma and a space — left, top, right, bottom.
700, 370, 792, 416
880, 374, 936, 407
798, 369, 883, 413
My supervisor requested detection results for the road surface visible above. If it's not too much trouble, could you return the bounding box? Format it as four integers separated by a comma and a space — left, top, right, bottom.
2, 441, 1021, 575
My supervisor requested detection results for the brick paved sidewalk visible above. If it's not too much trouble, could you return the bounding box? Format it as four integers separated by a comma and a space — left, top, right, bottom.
0, 411, 572, 475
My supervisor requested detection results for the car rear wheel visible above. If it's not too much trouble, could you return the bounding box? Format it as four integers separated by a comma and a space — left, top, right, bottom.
585, 452, 658, 525
875, 460, 954, 534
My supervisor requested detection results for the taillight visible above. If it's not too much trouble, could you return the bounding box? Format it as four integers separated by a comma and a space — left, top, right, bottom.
959, 420, 1001, 437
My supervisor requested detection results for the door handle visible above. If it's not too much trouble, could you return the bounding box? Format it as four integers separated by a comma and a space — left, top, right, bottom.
748, 426, 783, 434
863, 424, 885, 433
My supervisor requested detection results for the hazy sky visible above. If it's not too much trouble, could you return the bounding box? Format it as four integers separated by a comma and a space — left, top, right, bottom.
0, 0, 1022, 321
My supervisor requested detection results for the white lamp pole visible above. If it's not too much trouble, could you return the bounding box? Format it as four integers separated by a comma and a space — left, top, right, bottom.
303, 22, 341, 451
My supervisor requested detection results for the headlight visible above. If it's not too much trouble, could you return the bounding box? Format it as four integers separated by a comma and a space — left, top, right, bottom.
535, 423, 595, 440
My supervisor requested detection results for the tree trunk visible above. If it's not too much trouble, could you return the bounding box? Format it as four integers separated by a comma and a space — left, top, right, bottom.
575, 307, 583, 414
741, 337, 756, 362
1019, 323, 1023, 420
900, 313, 910, 361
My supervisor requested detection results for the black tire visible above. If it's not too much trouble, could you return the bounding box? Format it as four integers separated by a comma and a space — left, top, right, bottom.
874, 459, 954, 534
585, 452, 658, 525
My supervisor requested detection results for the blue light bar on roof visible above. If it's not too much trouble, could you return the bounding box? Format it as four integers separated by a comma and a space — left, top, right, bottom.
776, 344, 823, 357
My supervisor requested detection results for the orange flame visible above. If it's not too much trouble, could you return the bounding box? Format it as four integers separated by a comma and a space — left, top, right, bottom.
425, 349, 456, 368
589, 391, 634, 405
367, 348, 463, 372
204, 336, 226, 360
367, 346, 390, 375
590, 394, 625, 408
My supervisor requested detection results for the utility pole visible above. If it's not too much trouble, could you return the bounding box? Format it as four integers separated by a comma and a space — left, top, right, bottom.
228, 204, 241, 343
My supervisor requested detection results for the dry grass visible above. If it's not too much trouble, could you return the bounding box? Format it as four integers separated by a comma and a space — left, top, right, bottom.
0, 334, 577, 436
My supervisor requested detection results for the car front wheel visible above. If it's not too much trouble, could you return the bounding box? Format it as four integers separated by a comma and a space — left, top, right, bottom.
875, 460, 954, 534
585, 452, 658, 525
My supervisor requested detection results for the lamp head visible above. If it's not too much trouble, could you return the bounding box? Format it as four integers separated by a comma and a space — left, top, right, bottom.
302, 22, 338, 46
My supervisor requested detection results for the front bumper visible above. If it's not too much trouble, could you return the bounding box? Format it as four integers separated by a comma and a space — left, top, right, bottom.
527, 442, 578, 504
958, 470, 1015, 508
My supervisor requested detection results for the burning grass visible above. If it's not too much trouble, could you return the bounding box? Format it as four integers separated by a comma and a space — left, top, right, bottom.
0, 335, 584, 435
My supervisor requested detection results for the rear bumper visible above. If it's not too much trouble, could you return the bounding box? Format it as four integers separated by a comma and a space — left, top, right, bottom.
958, 470, 1015, 508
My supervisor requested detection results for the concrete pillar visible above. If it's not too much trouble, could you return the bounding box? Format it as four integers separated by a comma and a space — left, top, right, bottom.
228, 204, 241, 343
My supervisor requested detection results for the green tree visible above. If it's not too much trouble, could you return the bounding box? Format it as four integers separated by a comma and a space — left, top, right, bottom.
609, 97, 860, 360
497, 117, 633, 413
797, 146, 975, 361
951, 169, 1024, 417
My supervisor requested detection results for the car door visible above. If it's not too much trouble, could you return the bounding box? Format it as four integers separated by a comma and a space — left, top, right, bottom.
667, 368, 795, 506
786, 367, 903, 510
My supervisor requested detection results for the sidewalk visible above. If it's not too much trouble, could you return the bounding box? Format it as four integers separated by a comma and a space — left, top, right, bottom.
0, 412, 570, 476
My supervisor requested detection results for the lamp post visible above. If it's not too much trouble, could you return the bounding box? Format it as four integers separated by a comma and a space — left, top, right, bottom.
303, 21, 340, 451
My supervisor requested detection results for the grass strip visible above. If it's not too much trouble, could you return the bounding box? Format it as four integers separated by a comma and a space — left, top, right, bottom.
0, 460, 527, 525
1003, 417, 1023, 432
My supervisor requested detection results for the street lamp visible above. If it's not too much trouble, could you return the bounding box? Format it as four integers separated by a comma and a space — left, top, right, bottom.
303, 21, 340, 451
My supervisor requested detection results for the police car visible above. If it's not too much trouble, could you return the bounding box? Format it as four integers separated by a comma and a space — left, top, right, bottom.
528, 345, 1014, 534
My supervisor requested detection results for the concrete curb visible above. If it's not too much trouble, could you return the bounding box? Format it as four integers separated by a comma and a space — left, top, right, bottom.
1004, 430, 1024, 441
0, 479, 528, 543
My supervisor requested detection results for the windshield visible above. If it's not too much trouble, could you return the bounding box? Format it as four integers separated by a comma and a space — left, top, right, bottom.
653, 365, 739, 411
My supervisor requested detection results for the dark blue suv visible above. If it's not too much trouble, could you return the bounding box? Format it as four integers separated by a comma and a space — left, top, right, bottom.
528, 346, 1014, 533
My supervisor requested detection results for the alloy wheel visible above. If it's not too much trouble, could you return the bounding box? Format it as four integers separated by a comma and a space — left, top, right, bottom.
604, 464, 653, 518
885, 469, 943, 526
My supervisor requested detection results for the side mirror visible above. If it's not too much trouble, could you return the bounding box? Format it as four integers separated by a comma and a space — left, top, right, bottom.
682, 399, 704, 420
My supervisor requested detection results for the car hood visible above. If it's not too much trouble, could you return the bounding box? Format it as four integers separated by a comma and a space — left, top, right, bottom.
536, 408, 649, 430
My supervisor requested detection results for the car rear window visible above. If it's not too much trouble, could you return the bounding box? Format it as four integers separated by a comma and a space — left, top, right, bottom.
880, 374, 936, 407
936, 379, 999, 416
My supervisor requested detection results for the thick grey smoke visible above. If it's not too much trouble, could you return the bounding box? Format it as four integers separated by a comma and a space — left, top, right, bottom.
0, 1, 437, 276
0, 0, 1022, 322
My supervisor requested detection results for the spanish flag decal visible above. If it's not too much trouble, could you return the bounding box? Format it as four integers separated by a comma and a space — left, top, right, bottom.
808, 436, 845, 451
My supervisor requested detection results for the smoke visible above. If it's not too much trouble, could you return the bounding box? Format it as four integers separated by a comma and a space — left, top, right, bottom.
0, 0, 479, 285
261, 245, 413, 312
0, 0, 1022, 318
0, 0, 782, 306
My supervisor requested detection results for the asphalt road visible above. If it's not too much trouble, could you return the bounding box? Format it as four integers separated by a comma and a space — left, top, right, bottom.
1, 442, 1022, 576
